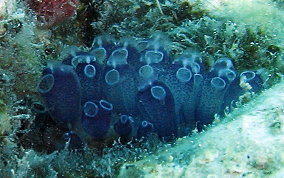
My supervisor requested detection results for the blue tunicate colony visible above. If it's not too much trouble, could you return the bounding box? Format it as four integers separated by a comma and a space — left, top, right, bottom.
37, 33, 263, 145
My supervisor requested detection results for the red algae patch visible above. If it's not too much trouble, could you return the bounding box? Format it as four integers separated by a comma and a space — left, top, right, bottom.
26, 0, 78, 28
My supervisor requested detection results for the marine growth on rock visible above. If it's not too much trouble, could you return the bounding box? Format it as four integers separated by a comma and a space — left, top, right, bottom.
26, 0, 78, 28
37, 33, 263, 147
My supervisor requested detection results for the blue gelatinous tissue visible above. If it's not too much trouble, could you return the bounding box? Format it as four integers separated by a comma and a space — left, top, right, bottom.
137, 81, 177, 141
64, 131, 84, 150
75, 61, 104, 104
81, 100, 113, 139
37, 63, 82, 128
137, 120, 154, 139
38, 33, 264, 146
196, 77, 227, 131
114, 115, 133, 138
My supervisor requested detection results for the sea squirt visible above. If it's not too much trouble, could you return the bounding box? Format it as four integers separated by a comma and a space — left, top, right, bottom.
37, 33, 263, 146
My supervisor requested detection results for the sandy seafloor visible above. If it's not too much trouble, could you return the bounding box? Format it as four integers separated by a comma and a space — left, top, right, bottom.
0, 0, 284, 177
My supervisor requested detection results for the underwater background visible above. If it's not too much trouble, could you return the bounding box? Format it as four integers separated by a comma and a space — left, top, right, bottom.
0, 0, 284, 177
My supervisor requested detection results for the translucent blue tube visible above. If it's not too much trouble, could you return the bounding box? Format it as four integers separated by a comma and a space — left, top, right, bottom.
37, 64, 82, 128
81, 100, 113, 139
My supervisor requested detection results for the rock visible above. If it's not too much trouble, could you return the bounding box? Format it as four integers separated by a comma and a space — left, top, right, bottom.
0, 0, 16, 35
118, 80, 284, 177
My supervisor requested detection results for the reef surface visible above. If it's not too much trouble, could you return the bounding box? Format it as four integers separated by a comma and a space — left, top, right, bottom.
119, 80, 284, 177
0, 0, 284, 177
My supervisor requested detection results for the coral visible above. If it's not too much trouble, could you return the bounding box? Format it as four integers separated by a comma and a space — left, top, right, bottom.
37, 33, 263, 146
26, 0, 78, 28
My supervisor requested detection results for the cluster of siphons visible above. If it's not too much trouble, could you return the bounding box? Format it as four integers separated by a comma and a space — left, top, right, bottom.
37, 33, 263, 148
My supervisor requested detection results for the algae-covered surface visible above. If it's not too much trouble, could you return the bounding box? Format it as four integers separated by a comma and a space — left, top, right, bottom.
119, 80, 284, 177
0, 0, 284, 177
